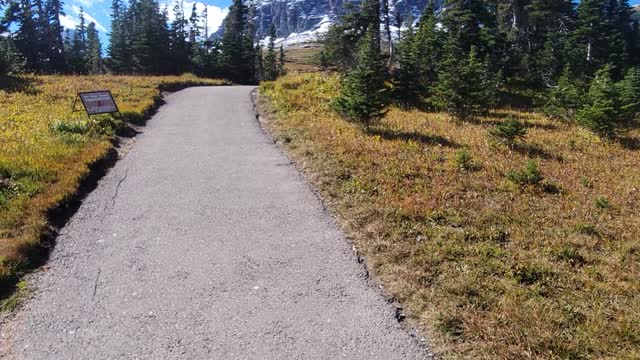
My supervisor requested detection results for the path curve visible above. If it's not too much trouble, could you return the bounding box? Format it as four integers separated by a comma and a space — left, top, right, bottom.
2, 86, 429, 359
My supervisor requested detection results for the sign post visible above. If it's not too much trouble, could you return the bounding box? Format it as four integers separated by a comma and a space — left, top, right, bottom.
73, 90, 122, 118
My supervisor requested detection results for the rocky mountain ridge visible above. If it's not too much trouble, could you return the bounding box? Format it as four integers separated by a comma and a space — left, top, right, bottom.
214, 0, 443, 45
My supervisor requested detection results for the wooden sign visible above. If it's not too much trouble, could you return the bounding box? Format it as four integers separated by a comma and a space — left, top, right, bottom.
75, 91, 120, 116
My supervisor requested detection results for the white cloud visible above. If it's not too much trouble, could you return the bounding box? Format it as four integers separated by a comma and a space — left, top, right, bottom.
60, 13, 78, 29
69, 5, 108, 32
165, 1, 228, 36
74, 0, 104, 8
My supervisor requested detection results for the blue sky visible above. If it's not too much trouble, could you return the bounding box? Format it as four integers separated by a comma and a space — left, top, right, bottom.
62, 0, 640, 46
60, 0, 230, 45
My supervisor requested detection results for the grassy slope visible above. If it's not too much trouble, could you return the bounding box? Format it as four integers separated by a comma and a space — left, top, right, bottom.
260, 73, 640, 359
0, 74, 225, 288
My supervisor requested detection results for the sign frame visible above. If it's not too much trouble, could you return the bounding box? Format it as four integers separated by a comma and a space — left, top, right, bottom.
73, 90, 122, 118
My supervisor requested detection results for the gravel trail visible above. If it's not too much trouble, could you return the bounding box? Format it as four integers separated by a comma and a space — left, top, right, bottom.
1, 86, 429, 359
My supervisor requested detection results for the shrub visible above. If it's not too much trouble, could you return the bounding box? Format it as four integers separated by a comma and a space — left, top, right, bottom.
506, 159, 543, 186
595, 196, 611, 209
454, 148, 474, 171
489, 116, 527, 145
50, 119, 90, 135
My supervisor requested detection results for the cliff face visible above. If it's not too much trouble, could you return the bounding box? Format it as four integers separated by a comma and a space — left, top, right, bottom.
214, 0, 443, 43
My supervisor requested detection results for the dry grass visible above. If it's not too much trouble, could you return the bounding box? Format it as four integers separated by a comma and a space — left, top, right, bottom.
259, 73, 640, 359
284, 45, 322, 73
0, 74, 226, 288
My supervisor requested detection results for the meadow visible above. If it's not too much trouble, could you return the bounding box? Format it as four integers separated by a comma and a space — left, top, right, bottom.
0, 74, 225, 292
259, 73, 640, 359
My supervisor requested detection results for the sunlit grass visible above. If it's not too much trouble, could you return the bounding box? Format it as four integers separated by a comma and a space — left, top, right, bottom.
0, 74, 225, 286
260, 73, 640, 359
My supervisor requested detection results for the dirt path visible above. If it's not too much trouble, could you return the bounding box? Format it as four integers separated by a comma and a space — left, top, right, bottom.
1, 86, 429, 359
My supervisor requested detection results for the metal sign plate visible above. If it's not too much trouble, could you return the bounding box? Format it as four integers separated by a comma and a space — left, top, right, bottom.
78, 91, 119, 115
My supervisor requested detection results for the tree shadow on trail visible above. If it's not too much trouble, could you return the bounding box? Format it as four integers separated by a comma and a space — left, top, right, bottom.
367, 127, 460, 148
0, 75, 41, 95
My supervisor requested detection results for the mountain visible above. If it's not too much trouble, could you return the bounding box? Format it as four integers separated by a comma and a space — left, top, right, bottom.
213, 0, 442, 45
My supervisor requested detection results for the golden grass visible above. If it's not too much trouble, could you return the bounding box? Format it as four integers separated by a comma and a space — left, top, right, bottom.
259, 73, 640, 359
284, 45, 322, 73
0, 74, 225, 286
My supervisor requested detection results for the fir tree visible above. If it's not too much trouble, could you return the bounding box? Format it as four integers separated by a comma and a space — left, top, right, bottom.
414, 0, 441, 96
430, 43, 498, 119
576, 65, 621, 135
618, 67, 640, 122
332, 27, 387, 128
86, 22, 102, 73
0, 37, 25, 75
394, 16, 422, 106
263, 24, 277, 81
107, 0, 130, 73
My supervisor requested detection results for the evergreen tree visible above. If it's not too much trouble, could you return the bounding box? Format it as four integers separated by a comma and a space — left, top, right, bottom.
107, 0, 130, 73
576, 65, 621, 134
543, 65, 587, 121
430, 43, 499, 119
44, 0, 66, 72
86, 22, 102, 73
618, 67, 640, 122
221, 0, 255, 83
394, 16, 422, 106
0, 37, 25, 75
332, 27, 387, 128
67, 7, 88, 73
572, 0, 635, 78
170, 0, 188, 73
263, 24, 277, 81
414, 0, 441, 96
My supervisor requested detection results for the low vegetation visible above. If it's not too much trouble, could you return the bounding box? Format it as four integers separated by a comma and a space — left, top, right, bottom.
260, 73, 640, 359
0, 74, 225, 290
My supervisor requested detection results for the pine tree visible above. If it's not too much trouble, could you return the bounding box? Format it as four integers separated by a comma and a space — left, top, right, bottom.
44, 0, 66, 72
576, 65, 621, 135
86, 22, 102, 73
0, 37, 25, 75
332, 27, 387, 128
430, 43, 498, 119
394, 16, 422, 106
543, 65, 587, 121
263, 24, 277, 81
107, 0, 130, 73
67, 7, 88, 73
221, 0, 254, 83
414, 0, 441, 95
617, 66, 640, 122
170, 0, 188, 74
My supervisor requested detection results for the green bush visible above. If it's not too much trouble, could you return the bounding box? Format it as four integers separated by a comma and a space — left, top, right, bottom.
489, 116, 527, 145
50, 119, 90, 135
507, 159, 543, 186
595, 196, 611, 209
454, 148, 475, 171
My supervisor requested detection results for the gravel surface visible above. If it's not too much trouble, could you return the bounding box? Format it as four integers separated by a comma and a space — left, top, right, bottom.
1, 86, 431, 359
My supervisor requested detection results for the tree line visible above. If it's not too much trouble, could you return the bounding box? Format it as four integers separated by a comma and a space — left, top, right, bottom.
326, 0, 640, 136
0, 0, 285, 83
